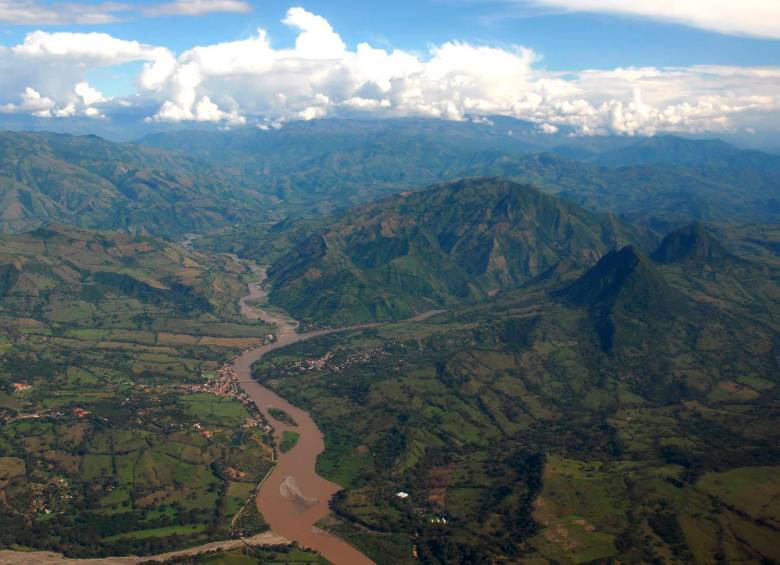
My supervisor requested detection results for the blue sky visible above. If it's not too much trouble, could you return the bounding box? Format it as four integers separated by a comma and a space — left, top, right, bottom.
4, 1, 780, 72
0, 0, 779, 140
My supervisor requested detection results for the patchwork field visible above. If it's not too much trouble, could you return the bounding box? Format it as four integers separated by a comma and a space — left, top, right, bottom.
0, 227, 277, 557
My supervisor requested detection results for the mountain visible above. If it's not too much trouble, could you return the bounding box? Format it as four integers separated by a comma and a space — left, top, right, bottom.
0, 131, 268, 235
266, 178, 654, 326
484, 152, 780, 228
143, 121, 780, 228
563, 245, 685, 351
252, 225, 780, 564
0, 223, 234, 318
650, 222, 734, 265
591, 135, 780, 169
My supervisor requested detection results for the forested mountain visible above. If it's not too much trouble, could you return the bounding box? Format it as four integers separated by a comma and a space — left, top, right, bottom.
0, 131, 267, 235
254, 222, 780, 564
2, 124, 778, 239
265, 178, 655, 326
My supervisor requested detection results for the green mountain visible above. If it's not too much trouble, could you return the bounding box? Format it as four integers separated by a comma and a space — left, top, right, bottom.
143, 123, 780, 229
4, 125, 779, 240
481, 152, 780, 228
0, 131, 267, 235
253, 226, 779, 564
650, 222, 734, 265
266, 178, 654, 327
562, 245, 685, 351
592, 134, 780, 169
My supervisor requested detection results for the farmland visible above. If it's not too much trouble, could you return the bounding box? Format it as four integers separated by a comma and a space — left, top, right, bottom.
0, 226, 277, 557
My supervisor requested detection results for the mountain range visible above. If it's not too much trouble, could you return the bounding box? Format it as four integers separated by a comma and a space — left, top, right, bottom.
265, 178, 655, 326
2, 120, 779, 236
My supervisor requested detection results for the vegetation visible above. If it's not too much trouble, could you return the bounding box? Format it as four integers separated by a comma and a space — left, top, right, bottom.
0, 226, 276, 557
167, 545, 329, 564
4, 122, 779, 239
266, 178, 655, 327
253, 221, 780, 564
279, 431, 300, 454
268, 407, 298, 427
2, 121, 780, 563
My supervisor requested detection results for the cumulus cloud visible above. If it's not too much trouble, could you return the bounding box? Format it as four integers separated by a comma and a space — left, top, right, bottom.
0, 30, 171, 119
523, 0, 780, 39
138, 7, 779, 135
1, 6, 779, 136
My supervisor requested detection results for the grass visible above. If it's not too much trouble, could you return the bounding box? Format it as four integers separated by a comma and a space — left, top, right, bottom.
268, 407, 298, 426
182, 393, 251, 426
697, 466, 780, 522
279, 431, 300, 453
104, 523, 207, 541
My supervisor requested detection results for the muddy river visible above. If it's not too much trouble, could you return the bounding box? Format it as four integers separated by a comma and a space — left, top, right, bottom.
231, 260, 375, 565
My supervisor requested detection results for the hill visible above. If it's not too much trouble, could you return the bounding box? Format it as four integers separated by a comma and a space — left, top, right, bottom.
252, 226, 779, 564
143, 122, 780, 229
266, 178, 654, 327
0, 131, 266, 235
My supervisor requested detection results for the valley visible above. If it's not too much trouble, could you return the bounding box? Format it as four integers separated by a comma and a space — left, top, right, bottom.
0, 122, 777, 565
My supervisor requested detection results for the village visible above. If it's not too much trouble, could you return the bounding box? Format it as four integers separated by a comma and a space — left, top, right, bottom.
279, 345, 396, 376
189, 356, 270, 437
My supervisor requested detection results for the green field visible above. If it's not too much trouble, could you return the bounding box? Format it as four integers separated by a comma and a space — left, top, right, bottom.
279, 431, 300, 453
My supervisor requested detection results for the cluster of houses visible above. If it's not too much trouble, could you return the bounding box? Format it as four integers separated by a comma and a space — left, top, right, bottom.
279, 346, 391, 376
188, 359, 272, 438
190, 363, 240, 398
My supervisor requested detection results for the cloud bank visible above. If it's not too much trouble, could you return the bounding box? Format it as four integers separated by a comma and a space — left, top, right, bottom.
525, 0, 780, 40
0, 0, 252, 24
0, 6, 779, 136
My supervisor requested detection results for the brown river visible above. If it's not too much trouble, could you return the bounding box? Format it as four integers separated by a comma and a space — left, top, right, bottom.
231, 261, 377, 565
232, 260, 442, 565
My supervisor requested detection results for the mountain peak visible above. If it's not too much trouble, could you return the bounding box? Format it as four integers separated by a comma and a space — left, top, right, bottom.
563, 246, 657, 305
562, 245, 682, 351
651, 223, 733, 265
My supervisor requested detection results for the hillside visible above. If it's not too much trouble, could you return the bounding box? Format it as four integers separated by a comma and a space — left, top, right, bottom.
252, 226, 780, 564
144, 123, 780, 229
0, 131, 266, 235
3, 125, 779, 240
266, 178, 654, 326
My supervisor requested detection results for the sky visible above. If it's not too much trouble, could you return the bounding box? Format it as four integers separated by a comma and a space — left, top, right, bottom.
0, 0, 779, 141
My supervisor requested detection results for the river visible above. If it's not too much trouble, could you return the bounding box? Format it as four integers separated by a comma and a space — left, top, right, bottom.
230, 259, 376, 565
231, 259, 442, 564
0, 254, 441, 565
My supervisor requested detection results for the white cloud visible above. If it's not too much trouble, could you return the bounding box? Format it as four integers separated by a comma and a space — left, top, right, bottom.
0, 86, 54, 115
0, 1, 128, 25
0, 0, 252, 24
0, 30, 171, 119
12, 30, 170, 66
524, 0, 780, 39
138, 7, 779, 135
1, 6, 779, 137
143, 0, 251, 17
75, 82, 104, 106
